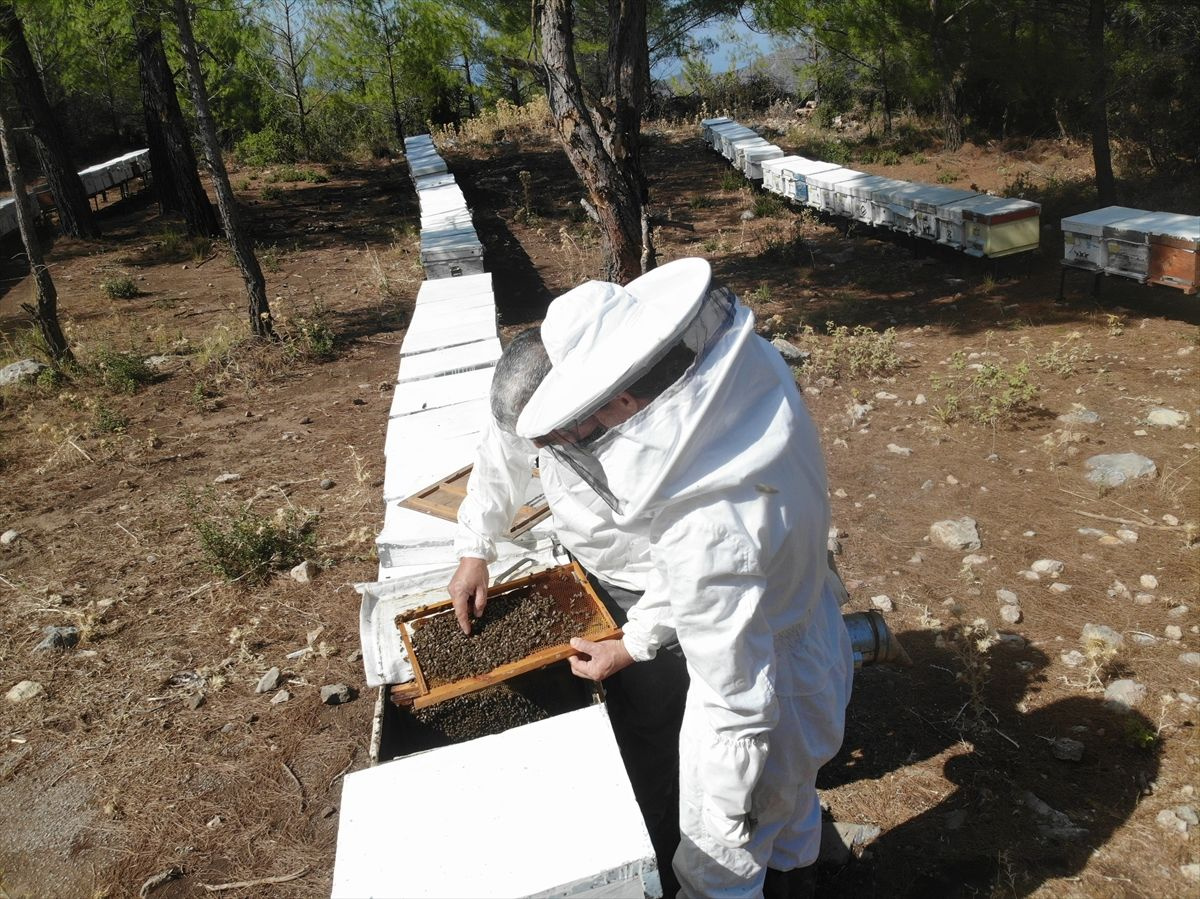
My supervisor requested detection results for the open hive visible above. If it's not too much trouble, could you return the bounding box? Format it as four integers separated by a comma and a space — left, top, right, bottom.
391, 562, 620, 709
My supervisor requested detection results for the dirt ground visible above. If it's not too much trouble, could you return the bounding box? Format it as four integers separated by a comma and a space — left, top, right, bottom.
1, 118, 1197, 898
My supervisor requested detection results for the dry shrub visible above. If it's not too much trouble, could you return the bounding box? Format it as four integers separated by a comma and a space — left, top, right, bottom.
435, 96, 554, 149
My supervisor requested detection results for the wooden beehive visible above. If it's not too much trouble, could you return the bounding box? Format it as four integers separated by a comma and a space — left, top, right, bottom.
397, 463, 549, 538
390, 562, 621, 710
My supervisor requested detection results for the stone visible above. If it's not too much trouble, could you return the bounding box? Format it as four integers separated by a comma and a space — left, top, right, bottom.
213, 472, 241, 484
996, 589, 1019, 605
1060, 650, 1085, 668
1032, 559, 1065, 575
930, 517, 981, 551
290, 560, 319, 583
1165, 626, 1182, 641
185, 694, 205, 710
1051, 737, 1085, 762
870, 595, 894, 612
1098, 535, 1124, 546
945, 475, 959, 485
1176, 805, 1199, 827
144, 355, 184, 372
1103, 678, 1146, 712
913, 393, 926, 405
962, 554, 988, 567
770, 337, 808, 363
1116, 529, 1138, 543
0, 529, 19, 546
1058, 408, 1100, 425
1107, 581, 1131, 600
1084, 452, 1157, 488
34, 625, 80, 652
1182, 864, 1200, 882
1135, 593, 1155, 605
1146, 408, 1189, 428
1048, 582, 1072, 594
740, 210, 756, 221
1131, 633, 1157, 646
321, 683, 354, 705
886, 443, 912, 456
1180, 653, 1200, 668
270, 689, 291, 705
0, 359, 48, 386
1077, 527, 1107, 538
319, 478, 335, 490
874, 391, 898, 401
5, 680, 44, 702
1163, 514, 1180, 526
1156, 809, 1188, 833
1082, 623, 1124, 651
999, 605, 1022, 625
1139, 574, 1159, 590
255, 667, 282, 694
1167, 605, 1189, 619
1020, 570, 1041, 581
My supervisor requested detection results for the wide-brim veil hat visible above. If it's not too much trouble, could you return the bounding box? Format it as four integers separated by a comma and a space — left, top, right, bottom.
516, 257, 712, 439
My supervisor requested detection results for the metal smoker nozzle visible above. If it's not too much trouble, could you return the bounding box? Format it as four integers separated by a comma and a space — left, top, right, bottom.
843, 610, 912, 668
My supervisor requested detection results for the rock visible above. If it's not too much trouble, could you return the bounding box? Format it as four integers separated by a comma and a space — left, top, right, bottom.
1032, 559, 1064, 575
930, 517, 981, 551
348, 649, 363, 663
1098, 535, 1124, 546
255, 666, 282, 694
319, 478, 335, 490
270, 689, 291, 705
1116, 529, 1138, 543
945, 475, 959, 485
185, 694, 205, 710
213, 472, 241, 484
740, 210, 756, 221
1058, 408, 1100, 425
1077, 527, 1107, 538
1182, 864, 1200, 882
1135, 593, 1155, 605
999, 604, 1022, 625
1163, 514, 1180, 526
870, 595, 894, 612
770, 337, 808, 363
1048, 582, 1072, 594
290, 560, 319, 583
1103, 678, 1146, 712
1084, 452, 1157, 488
5, 680, 44, 702
1167, 605, 1189, 619
1131, 633, 1157, 646
1022, 792, 1086, 840
1176, 805, 1199, 827
1156, 808, 1188, 833
996, 589, 1019, 604
1146, 408, 1189, 428
962, 553, 988, 567
144, 355, 184, 372
997, 633, 1026, 648
1060, 650, 1085, 668
34, 625, 80, 652
1107, 580, 1131, 600
1140, 574, 1159, 590
1020, 570, 1041, 581
1180, 653, 1200, 668
1165, 626, 1182, 641
914, 393, 926, 405
321, 683, 354, 705
1082, 623, 1124, 650
886, 443, 912, 456
0, 529, 19, 546
1051, 737, 1085, 762
0, 359, 48, 386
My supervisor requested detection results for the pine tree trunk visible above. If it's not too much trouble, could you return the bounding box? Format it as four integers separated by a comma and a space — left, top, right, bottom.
540, 0, 644, 284
0, 1, 98, 239
929, 0, 963, 151
134, 5, 220, 236
0, 102, 72, 363
1088, 0, 1116, 205
172, 0, 274, 339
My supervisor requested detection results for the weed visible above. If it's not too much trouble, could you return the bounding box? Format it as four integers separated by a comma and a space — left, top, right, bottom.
909, 152, 927, 165
719, 170, 745, 191
261, 185, 283, 202
101, 275, 139, 300
936, 170, 961, 184
1079, 623, 1122, 689
748, 283, 772, 303
93, 350, 154, 394
1032, 332, 1092, 377
36, 365, 67, 391
93, 404, 129, 434
188, 491, 317, 584
190, 236, 213, 263
930, 356, 1039, 428
235, 177, 252, 191
752, 193, 784, 218
258, 243, 283, 273
796, 323, 902, 381
435, 96, 555, 148
689, 194, 715, 209
940, 613, 998, 728
1105, 313, 1126, 337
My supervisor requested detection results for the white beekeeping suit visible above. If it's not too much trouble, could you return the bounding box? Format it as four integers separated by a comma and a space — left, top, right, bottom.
517, 258, 854, 898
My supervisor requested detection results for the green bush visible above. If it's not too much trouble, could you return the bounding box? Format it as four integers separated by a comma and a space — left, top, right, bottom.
719, 170, 745, 191
261, 185, 284, 202
752, 193, 785, 218
94, 404, 129, 433
101, 275, 139, 300
94, 350, 154, 394
189, 493, 317, 583
235, 127, 296, 166
797, 323, 902, 381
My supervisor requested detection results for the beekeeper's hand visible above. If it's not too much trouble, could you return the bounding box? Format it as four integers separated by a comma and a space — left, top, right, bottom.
568, 636, 634, 681
449, 557, 489, 634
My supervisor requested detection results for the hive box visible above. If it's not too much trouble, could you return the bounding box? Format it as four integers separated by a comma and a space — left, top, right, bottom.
805, 167, 869, 216
700, 116, 733, 145
942, 195, 1041, 257
760, 155, 808, 196
778, 158, 842, 205
1060, 206, 1145, 271
707, 121, 748, 153
840, 175, 909, 227
1098, 210, 1198, 282
724, 133, 769, 164
420, 225, 485, 279
1147, 214, 1199, 294
742, 145, 785, 180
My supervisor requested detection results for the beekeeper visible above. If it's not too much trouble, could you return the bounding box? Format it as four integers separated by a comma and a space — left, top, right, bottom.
449, 327, 690, 895
515, 257, 854, 898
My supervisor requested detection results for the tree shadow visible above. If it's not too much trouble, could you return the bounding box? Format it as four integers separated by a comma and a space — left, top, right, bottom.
819, 629, 1162, 896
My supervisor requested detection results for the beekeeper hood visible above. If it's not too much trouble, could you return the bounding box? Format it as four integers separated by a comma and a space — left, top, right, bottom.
516, 257, 740, 514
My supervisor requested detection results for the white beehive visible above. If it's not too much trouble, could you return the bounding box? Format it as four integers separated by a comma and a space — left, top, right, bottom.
1059, 206, 1144, 271
700, 116, 733, 144
804, 167, 869, 215
707, 121, 747, 153
941, 195, 1041, 257
840, 175, 909, 227
778, 158, 842, 205
742, 145, 785, 180
715, 126, 758, 158
903, 185, 981, 241
1101, 210, 1198, 283
760, 155, 807, 196
723, 132, 768, 163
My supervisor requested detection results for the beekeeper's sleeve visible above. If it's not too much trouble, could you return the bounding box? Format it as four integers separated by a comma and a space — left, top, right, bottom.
454, 418, 537, 562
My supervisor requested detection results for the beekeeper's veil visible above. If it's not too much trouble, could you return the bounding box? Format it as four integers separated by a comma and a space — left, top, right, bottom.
516, 257, 735, 513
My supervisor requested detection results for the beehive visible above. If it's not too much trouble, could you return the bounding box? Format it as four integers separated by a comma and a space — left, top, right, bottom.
778, 159, 842, 205
760, 155, 808, 197
804, 167, 869, 215
742, 145, 785, 180
1147, 215, 1199, 294
1060, 206, 1145, 272
936, 195, 1040, 256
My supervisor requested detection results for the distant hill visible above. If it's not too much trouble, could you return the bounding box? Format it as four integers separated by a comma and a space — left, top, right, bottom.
735, 43, 817, 96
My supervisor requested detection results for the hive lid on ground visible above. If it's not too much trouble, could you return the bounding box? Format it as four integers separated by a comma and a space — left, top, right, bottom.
332, 702, 660, 898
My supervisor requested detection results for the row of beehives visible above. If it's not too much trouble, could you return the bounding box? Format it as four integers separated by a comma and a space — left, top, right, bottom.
0, 148, 150, 240
700, 116, 1041, 259
404, 134, 485, 280
1060, 205, 1199, 295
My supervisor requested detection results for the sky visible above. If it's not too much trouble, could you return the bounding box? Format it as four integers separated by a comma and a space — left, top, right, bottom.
652, 14, 780, 82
